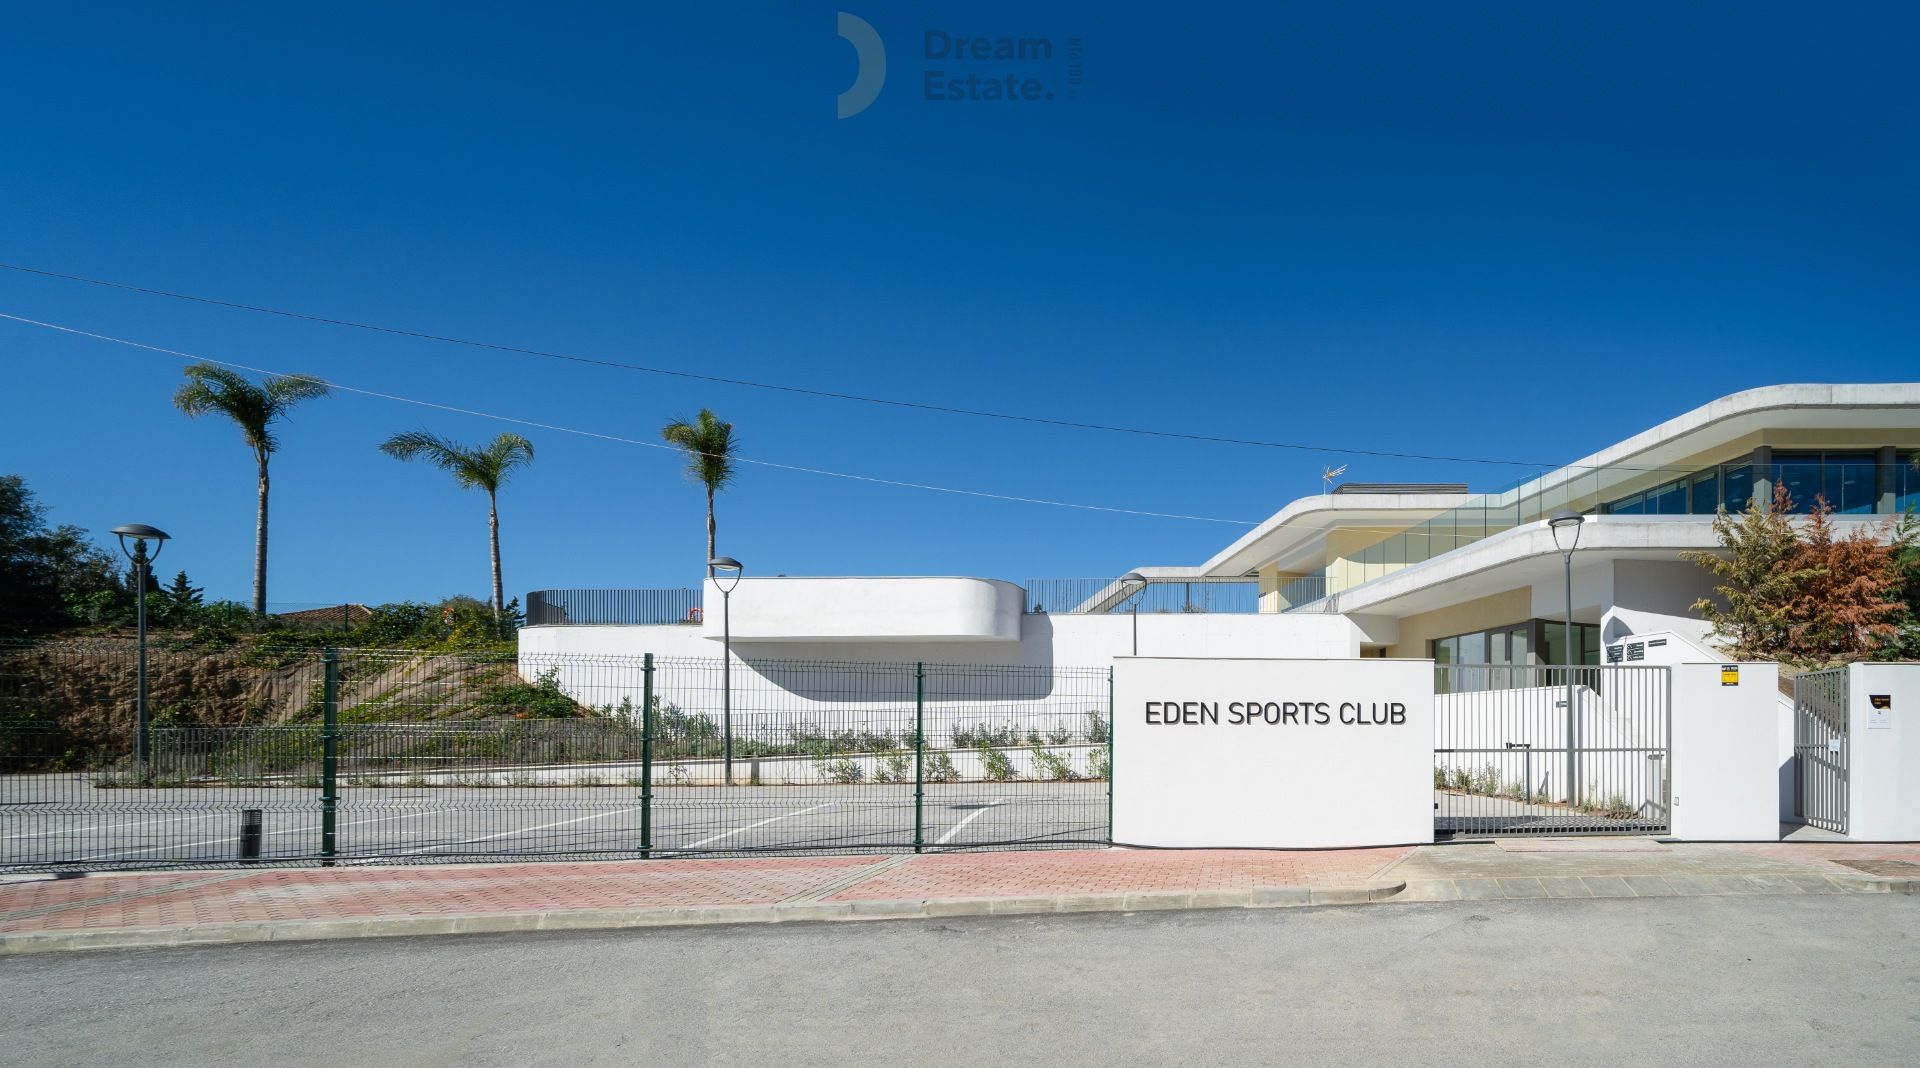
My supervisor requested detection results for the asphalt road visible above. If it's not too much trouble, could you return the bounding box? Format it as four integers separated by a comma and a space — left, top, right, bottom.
5, 894, 1917, 1067
0, 779, 1107, 867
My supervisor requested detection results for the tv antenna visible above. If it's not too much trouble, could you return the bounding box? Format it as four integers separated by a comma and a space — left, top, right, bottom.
1322, 464, 1348, 493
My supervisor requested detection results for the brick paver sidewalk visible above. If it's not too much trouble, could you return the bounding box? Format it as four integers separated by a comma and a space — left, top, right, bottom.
0, 846, 1403, 941
5, 840, 1916, 953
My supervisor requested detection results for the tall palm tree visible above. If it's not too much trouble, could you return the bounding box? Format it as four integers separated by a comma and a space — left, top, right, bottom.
172, 364, 330, 618
660, 410, 737, 568
378, 431, 535, 620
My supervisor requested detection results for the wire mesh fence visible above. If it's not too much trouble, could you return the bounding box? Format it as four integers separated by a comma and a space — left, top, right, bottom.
0, 645, 1113, 870
1433, 664, 1669, 836
524, 588, 702, 626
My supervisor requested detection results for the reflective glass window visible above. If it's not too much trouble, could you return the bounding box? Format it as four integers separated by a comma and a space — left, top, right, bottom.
1689, 470, 1719, 514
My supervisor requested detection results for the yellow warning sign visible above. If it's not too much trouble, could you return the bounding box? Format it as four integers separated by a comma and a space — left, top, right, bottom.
1721, 665, 1740, 686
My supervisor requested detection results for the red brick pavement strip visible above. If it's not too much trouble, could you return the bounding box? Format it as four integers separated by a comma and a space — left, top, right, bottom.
0, 848, 1409, 936
0, 855, 878, 934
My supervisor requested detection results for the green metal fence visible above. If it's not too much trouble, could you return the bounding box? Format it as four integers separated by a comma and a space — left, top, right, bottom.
0, 645, 1112, 870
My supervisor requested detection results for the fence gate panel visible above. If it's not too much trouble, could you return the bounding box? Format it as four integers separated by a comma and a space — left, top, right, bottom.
1434, 664, 1670, 837
1793, 668, 1848, 834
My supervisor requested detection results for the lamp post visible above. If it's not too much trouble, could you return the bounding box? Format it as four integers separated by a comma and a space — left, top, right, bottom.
113, 524, 171, 769
1548, 509, 1585, 807
708, 556, 743, 786
1120, 571, 1147, 656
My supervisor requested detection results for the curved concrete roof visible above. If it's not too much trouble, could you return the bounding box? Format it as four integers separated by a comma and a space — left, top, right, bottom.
1194, 383, 1920, 579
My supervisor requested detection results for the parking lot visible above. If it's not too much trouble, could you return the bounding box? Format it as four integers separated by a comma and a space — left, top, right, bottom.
0, 776, 1108, 869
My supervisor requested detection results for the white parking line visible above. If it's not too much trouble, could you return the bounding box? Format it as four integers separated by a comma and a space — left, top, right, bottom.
3, 811, 216, 841
668, 803, 838, 852
936, 800, 1005, 845
68, 808, 444, 861
397, 807, 636, 856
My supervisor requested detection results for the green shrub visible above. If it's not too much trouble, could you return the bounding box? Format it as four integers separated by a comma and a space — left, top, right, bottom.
1087, 746, 1109, 780
1085, 711, 1109, 744
473, 667, 583, 718
925, 751, 958, 783
875, 750, 912, 783
814, 756, 863, 784
980, 746, 1016, 782
1030, 746, 1076, 781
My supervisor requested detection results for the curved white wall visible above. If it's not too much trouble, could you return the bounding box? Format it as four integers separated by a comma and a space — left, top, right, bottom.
701, 577, 1023, 642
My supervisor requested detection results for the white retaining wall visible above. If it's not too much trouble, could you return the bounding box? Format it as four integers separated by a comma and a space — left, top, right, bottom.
1846, 663, 1920, 841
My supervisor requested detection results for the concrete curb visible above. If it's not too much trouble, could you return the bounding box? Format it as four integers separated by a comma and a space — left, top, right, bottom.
0, 880, 1408, 955
1393, 874, 1920, 903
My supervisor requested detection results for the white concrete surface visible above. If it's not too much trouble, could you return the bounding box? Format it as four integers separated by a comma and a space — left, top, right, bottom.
1111, 657, 1434, 848
1847, 663, 1920, 841
1670, 661, 1781, 841
699, 577, 1023, 642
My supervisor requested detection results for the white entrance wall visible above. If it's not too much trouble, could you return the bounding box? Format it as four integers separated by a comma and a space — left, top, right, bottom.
1669, 661, 1780, 841
1111, 657, 1434, 849
1847, 663, 1920, 841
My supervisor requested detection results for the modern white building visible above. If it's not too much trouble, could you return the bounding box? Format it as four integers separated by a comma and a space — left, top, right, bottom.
522, 383, 1920, 671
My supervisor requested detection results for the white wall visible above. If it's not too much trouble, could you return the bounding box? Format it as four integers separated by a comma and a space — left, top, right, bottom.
516, 613, 1363, 745
522, 611, 1361, 666
1601, 559, 1720, 649
1670, 661, 1780, 841
699, 577, 1023, 643
1848, 663, 1920, 841
1111, 657, 1434, 848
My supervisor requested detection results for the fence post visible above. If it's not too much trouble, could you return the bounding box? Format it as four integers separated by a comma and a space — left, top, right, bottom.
1106, 666, 1114, 844
321, 648, 339, 862
641, 653, 654, 859
913, 662, 925, 854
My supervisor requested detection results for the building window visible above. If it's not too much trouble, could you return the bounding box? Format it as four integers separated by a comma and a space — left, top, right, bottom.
1433, 619, 1594, 693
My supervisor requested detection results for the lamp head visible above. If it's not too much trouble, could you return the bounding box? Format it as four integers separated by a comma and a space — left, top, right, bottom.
707, 556, 744, 592
112, 523, 171, 562
1548, 508, 1584, 553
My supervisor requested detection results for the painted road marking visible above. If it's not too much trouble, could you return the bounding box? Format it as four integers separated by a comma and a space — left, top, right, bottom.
67, 808, 447, 861
937, 800, 1006, 845
666, 803, 839, 852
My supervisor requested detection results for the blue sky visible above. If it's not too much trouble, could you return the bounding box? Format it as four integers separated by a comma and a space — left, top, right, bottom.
3, 2, 1916, 606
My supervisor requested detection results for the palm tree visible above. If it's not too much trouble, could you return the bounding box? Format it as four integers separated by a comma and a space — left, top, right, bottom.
172, 364, 330, 618
378, 431, 535, 620
660, 410, 737, 567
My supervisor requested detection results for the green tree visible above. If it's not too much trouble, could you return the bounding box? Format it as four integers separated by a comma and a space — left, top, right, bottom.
0, 474, 122, 632
660, 409, 737, 566
172, 364, 330, 618
1682, 486, 1817, 660
165, 569, 204, 608
378, 431, 535, 621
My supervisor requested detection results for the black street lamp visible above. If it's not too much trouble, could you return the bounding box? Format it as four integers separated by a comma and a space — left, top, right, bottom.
113, 523, 171, 768
1548, 509, 1586, 807
708, 556, 744, 787
1121, 571, 1148, 656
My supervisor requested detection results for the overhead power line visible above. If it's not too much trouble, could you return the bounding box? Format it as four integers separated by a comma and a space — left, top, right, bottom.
0, 311, 1260, 526
0, 261, 1558, 468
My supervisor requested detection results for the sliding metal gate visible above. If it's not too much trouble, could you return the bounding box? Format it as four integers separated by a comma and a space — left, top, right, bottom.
1434, 664, 1670, 836
1793, 667, 1849, 834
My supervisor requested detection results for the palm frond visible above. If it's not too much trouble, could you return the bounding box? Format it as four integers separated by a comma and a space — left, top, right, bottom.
660, 409, 736, 491
381, 430, 534, 492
